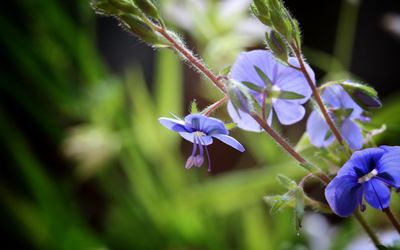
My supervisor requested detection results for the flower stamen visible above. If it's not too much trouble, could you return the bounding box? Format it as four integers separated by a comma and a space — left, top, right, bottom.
358, 169, 378, 183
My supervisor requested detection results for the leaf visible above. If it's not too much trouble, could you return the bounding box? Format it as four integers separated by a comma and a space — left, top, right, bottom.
241, 81, 263, 93
224, 123, 237, 130
264, 192, 295, 215
219, 65, 231, 76
254, 66, 273, 88
278, 91, 305, 100
190, 100, 199, 114
276, 174, 297, 190
294, 187, 305, 232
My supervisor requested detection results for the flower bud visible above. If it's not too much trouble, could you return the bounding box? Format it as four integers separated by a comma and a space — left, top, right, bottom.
225, 79, 255, 116
340, 80, 382, 110
265, 30, 288, 64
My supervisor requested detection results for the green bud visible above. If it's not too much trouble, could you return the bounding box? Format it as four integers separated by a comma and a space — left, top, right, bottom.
91, 0, 122, 15
265, 30, 289, 64
132, 0, 162, 23
109, 0, 139, 15
331, 81, 382, 110
120, 14, 168, 47
251, 3, 272, 26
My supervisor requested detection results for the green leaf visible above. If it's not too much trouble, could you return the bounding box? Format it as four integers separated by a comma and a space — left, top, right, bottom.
264, 192, 295, 215
278, 91, 305, 100
219, 65, 231, 76
241, 81, 263, 92
190, 100, 199, 114
276, 174, 297, 190
224, 123, 237, 130
254, 66, 273, 88
294, 187, 305, 232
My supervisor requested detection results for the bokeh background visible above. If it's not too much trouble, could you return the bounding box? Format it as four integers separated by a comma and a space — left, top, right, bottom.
1, 0, 400, 249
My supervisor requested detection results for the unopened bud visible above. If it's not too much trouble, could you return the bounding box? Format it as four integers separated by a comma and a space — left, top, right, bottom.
266, 30, 288, 64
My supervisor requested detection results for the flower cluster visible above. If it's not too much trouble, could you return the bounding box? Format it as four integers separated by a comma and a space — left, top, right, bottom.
159, 114, 245, 171
325, 146, 400, 217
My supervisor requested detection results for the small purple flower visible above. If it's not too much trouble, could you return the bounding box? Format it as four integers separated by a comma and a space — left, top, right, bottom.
159, 114, 245, 171
227, 50, 314, 132
307, 84, 365, 150
325, 146, 400, 217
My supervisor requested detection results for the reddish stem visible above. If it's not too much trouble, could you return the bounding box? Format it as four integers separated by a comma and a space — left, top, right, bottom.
203, 96, 228, 116
291, 43, 345, 146
154, 26, 226, 93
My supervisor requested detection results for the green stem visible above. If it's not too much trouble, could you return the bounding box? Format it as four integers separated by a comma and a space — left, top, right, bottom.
354, 210, 382, 247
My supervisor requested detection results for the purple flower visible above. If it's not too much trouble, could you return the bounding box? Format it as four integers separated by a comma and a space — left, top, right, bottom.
227, 50, 314, 132
307, 84, 365, 150
325, 146, 400, 217
159, 114, 245, 171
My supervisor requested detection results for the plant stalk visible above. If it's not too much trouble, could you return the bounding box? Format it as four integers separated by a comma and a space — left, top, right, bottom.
383, 207, 400, 234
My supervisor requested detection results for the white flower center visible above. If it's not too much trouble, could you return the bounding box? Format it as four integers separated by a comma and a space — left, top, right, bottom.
195, 131, 205, 137
358, 169, 378, 183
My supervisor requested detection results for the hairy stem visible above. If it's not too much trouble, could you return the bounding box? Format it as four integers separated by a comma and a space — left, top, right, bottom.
154, 26, 226, 93
292, 43, 345, 147
203, 96, 228, 116
383, 207, 400, 234
250, 113, 330, 185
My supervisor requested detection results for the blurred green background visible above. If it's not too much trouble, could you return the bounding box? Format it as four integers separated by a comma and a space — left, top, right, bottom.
1, 0, 400, 249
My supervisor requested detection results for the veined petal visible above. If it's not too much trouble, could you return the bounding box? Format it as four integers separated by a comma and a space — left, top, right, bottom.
184, 114, 227, 135
364, 178, 390, 210
307, 110, 335, 148
159, 117, 189, 132
337, 148, 385, 177
178, 132, 213, 145
230, 50, 276, 89
325, 175, 362, 217
322, 85, 363, 118
275, 57, 313, 104
340, 119, 363, 150
273, 100, 306, 125
227, 101, 262, 132
212, 134, 245, 152
377, 146, 400, 188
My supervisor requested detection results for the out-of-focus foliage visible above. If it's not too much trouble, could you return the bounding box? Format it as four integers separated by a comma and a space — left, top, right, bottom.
1, 0, 400, 249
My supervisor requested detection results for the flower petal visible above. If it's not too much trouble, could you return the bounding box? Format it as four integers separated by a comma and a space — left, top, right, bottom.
230, 50, 276, 89
377, 146, 400, 188
273, 100, 306, 125
178, 132, 213, 145
227, 101, 262, 132
337, 147, 385, 177
159, 117, 189, 132
322, 85, 363, 118
325, 175, 362, 217
340, 119, 363, 150
212, 134, 245, 152
306, 110, 335, 148
184, 114, 227, 135
364, 178, 390, 210
275, 57, 313, 104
